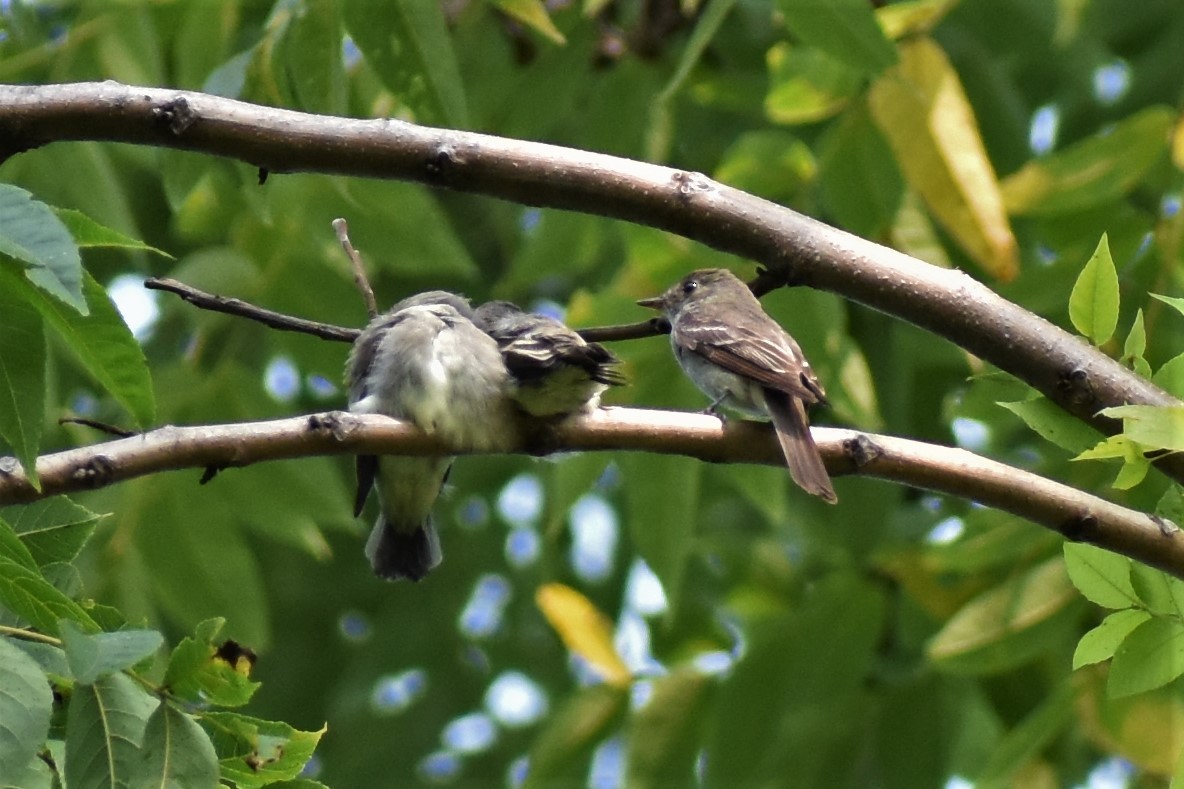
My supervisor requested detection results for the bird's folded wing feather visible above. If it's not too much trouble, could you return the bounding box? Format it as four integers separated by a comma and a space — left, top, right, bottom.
674, 321, 825, 403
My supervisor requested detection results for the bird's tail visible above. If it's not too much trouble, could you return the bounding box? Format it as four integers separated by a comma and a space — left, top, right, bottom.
763, 389, 837, 504
365, 514, 443, 582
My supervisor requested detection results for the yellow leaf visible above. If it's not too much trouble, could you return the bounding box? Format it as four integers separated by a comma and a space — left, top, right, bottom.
536, 583, 631, 687
1174, 114, 1184, 171
876, 0, 957, 40
868, 38, 1017, 281
492, 0, 566, 45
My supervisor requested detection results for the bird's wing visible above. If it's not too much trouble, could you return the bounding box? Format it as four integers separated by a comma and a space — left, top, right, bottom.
344, 312, 405, 404
497, 323, 626, 386
674, 319, 826, 404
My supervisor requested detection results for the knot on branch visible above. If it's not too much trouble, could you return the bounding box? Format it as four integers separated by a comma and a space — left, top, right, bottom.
426, 145, 461, 182
307, 411, 350, 442
671, 170, 712, 203
844, 433, 883, 468
71, 455, 117, 489
1058, 512, 1099, 542
1151, 514, 1180, 537
152, 96, 197, 136
1057, 367, 1097, 409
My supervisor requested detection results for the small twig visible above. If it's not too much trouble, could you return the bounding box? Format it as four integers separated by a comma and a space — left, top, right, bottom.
0, 624, 61, 645
144, 277, 360, 343
145, 274, 667, 347
59, 416, 136, 437
579, 317, 669, 342
333, 218, 378, 319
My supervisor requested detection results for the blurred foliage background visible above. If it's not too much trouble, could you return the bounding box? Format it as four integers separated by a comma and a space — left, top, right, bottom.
2, 0, 1184, 786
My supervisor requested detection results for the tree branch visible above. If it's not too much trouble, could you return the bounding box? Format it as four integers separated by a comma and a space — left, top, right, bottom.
0, 408, 1177, 578
143, 277, 358, 342
1, 82, 1180, 480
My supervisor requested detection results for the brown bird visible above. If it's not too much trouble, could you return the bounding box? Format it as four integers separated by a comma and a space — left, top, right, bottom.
638, 268, 836, 503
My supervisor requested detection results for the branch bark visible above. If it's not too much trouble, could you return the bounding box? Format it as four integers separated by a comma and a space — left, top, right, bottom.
3, 82, 1177, 479
1, 408, 1178, 578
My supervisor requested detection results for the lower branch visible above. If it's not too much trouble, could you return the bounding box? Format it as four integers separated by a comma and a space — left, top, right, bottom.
0, 407, 1179, 579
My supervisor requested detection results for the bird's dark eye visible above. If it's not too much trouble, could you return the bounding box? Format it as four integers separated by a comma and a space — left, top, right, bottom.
682, 279, 699, 294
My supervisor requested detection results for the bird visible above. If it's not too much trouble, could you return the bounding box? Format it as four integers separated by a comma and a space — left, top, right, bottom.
472, 300, 625, 418
637, 268, 836, 503
345, 291, 516, 580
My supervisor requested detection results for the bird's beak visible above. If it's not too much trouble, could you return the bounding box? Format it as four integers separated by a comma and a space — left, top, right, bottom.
636, 295, 665, 310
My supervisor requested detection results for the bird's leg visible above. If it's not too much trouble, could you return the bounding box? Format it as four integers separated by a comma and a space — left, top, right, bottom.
701, 395, 729, 422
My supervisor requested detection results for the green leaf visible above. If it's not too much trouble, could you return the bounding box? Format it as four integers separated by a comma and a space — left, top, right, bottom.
164, 618, 260, 708
714, 130, 817, 204
622, 455, 701, 616
1154, 352, 1184, 398
523, 685, 628, 788
53, 209, 172, 257
490, 0, 566, 45
64, 673, 158, 789
131, 476, 271, 649
332, 179, 479, 281
1073, 609, 1151, 669
59, 621, 163, 685
0, 637, 53, 780
1064, 542, 1138, 609
1152, 292, 1184, 320
646, 0, 738, 161
6, 639, 69, 680
0, 185, 86, 314
1001, 106, 1175, 216
1069, 234, 1120, 345
1100, 404, 1184, 452
1123, 309, 1151, 378
876, 0, 956, 39
1, 750, 56, 789
928, 557, 1081, 673
0, 518, 99, 636
1157, 486, 1184, 537
130, 703, 219, 789
1129, 564, 1184, 619
280, 0, 348, 115
626, 667, 713, 788
342, 0, 468, 127
998, 396, 1100, 454
974, 680, 1075, 785
708, 573, 885, 784
0, 275, 45, 488
0, 265, 155, 427
817, 101, 903, 238
778, 0, 898, 75
764, 44, 862, 125
199, 712, 324, 788
1107, 617, 1184, 698
0, 497, 103, 567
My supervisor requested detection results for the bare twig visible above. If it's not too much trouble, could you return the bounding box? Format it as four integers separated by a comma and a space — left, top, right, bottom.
58, 417, 136, 438
148, 274, 667, 345
0, 408, 1179, 578
144, 277, 360, 342
333, 218, 378, 319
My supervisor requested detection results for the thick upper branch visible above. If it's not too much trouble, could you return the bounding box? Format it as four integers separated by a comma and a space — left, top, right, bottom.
0, 82, 1180, 479
0, 409, 1179, 579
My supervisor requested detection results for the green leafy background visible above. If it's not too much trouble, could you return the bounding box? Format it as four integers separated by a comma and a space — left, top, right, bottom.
2, 0, 1184, 786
